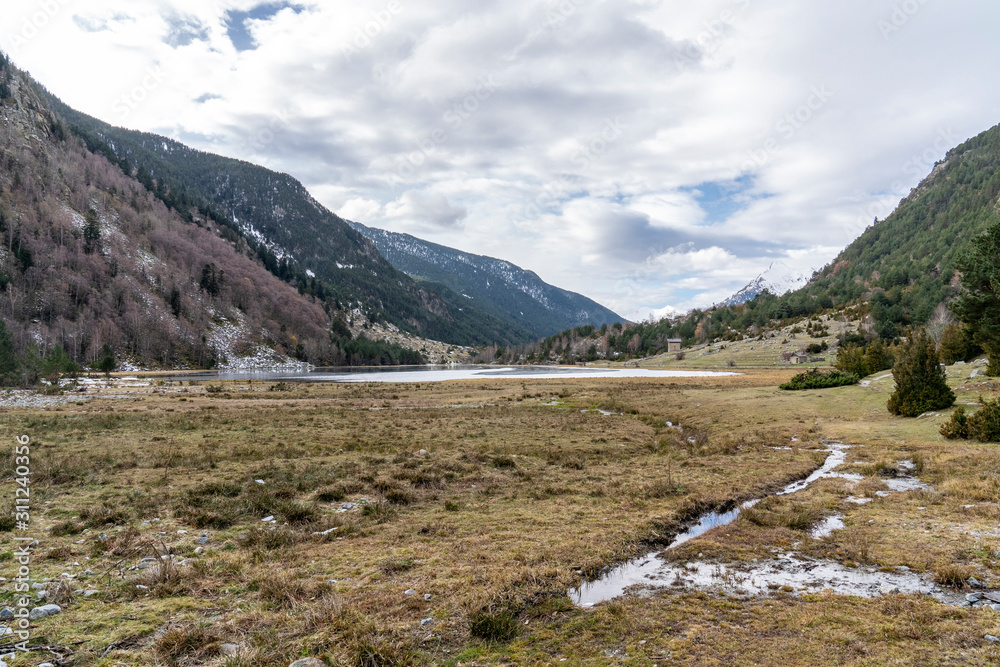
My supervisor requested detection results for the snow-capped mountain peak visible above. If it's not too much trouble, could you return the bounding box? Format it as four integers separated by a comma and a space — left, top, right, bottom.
720, 261, 812, 307
625, 304, 683, 324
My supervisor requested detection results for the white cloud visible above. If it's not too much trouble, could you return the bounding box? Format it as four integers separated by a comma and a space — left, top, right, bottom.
3, 0, 1000, 316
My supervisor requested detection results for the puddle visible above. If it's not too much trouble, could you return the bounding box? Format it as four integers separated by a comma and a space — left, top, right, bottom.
629, 553, 965, 605
810, 515, 845, 539
570, 446, 942, 608
571, 443, 847, 606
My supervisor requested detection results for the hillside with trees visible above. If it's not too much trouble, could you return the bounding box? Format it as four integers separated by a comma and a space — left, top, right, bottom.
517, 121, 1000, 363
39, 81, 533, 347
0, 53, 437, 379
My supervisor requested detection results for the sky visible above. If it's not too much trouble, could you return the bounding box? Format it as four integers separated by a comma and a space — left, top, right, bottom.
3, 1, 1000, 320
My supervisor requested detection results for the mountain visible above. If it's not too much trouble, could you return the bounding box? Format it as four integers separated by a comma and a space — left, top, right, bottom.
625, 305, 683, 324
781, 121, 1000, 336
38, 82, 534, 346
347, 221, 624, 338
0, 54, 337, 370
720, 261, 812, 307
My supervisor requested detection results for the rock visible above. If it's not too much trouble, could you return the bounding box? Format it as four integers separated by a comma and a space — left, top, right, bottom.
221, 643, 240, 656
879, 583, 900, 595
288, 659, 326, 667
255, 479, 266, 485
985, 592, 1000, 603
194, 547, 205, 555
36, 590, 48, 600
135, 585, 149, 590
968, 577, 982, 588
986, 635, 1000, 644
424, 593, 432, 600
31, 583, 45, 590
0, 609, 11, 620
404, 589, 416, 596
966, 593, 983, 603
37, 663, 55, 667
417, 449, 429, 457
84, 590, 98, 597
83, 570, 95, 576
420, 617, 433, 626
262, 516, 275, 523
992, 604, 1000, 611
197, 535, 209, 545
28, 604, 61, 620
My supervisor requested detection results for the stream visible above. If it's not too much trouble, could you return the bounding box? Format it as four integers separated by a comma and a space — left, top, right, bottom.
569, 443, 966, 608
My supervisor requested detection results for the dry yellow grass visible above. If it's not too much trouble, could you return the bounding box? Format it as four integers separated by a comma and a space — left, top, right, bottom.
0, 366, 996, 665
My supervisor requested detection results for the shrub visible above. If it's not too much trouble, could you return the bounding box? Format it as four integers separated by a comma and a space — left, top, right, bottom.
469, 609, 520, 643
780, 369, 859, 391
887, 329, 955, 417
941, 398, 1000, 441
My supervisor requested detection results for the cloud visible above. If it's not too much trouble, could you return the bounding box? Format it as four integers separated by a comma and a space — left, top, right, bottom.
164, 15, 210, 48
385, 191, 468, 230
72, 15, 110, 33
6, 0, 1000, 316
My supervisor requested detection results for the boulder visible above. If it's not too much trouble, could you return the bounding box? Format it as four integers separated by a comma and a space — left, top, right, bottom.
28, 604, 61, 620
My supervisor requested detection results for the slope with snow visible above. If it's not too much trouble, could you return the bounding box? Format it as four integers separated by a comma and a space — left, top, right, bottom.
720, 261, 813, 307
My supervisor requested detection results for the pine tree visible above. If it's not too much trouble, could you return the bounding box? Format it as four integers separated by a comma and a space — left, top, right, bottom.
952, 219, 1000, 374
938, 323, 978, 365
0, 320, 16, 385
83, 208, 101, 254
887, 329, 955, 417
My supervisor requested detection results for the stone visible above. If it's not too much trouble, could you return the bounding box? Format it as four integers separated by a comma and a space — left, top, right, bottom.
992, 604, 1000, 612
288, 659, 326, 667
966, 593, 983, 603
255, 479, 266, 485
968, 577, 982, 588
420, 617, 433, 626
28, 604, 61, 620
84, 590, 98, 597
36, 590, 48, 600
31, 583, 45, 590
194, 547, 205, 555
37, 663, 55, 667
424, 593, 432, 600
985, 592, 1000, 603
404, 589, 416, 596
197, 535, 209, 545
986, 635, 1000, 644
221, 643, 240, 656
262, 516, 275, 523
417, 449, 429, 457
0, 609, 11, 620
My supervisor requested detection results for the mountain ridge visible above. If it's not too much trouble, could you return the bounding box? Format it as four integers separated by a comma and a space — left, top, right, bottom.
347, 221, 624, 338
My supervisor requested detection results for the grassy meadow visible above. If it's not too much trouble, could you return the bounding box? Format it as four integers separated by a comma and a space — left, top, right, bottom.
0, 365, 997, 665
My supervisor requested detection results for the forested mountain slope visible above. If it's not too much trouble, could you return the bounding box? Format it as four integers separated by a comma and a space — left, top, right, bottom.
40, 81, 533, 346
348, 221, 623, 338
0, 54, 333, 369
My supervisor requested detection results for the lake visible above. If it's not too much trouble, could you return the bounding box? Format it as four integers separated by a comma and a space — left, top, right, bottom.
165, 365, 740, 383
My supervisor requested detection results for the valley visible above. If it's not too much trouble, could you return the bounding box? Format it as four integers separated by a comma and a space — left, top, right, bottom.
1, 363, 997, 665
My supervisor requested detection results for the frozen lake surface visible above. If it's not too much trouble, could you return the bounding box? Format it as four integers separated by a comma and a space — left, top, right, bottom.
168, 365, 741, 383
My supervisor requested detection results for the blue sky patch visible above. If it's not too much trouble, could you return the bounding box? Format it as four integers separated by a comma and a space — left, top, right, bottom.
224, 2, 305, 52
681, 174, 767, 225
